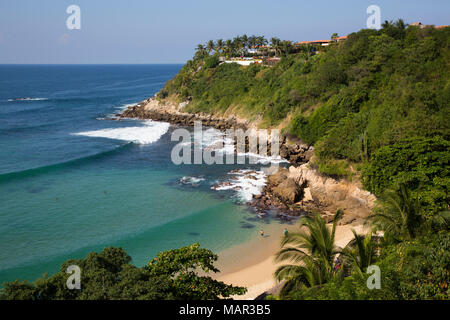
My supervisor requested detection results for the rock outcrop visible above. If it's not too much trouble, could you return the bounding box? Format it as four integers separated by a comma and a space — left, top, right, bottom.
251, 167, 306, 216
286, 164, 377, 224
272, 178, 302, 204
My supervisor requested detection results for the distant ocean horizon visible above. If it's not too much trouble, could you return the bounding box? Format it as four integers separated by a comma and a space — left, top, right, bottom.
0, 64, 282, 283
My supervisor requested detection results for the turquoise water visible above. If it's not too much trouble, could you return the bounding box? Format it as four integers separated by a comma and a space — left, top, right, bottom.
0, 65, 278, 283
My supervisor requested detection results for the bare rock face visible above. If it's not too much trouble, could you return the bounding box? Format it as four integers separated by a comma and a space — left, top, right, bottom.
267, 167, 289, 186
302, 187, 313, 202
272, 178, 302, 204
287, 164, 377, 222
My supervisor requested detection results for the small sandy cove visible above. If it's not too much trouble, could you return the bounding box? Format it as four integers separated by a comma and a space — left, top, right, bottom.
213, 221, 367, 300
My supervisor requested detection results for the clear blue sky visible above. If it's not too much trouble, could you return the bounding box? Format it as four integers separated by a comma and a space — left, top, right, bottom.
0, 0, 448, 64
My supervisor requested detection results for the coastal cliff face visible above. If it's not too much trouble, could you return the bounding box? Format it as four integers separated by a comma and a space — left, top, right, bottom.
251, 164, 376, 225
287, 164, 376, 224
118, 98, 377, 225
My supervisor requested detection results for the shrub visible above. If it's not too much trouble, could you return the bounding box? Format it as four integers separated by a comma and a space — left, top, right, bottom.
362, 136, 449, 216
203, 55, 220, 69
316, 158, 353, 179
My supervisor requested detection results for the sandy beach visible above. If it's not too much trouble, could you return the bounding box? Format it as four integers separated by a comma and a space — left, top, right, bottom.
215, 221, 367, 300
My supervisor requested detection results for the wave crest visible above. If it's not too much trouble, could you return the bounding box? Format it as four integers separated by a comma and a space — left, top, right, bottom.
73, 120, 170, 144
0, 143, 133, 182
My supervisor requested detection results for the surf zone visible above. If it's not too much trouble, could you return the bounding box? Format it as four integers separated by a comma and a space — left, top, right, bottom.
170, 121, 282, 165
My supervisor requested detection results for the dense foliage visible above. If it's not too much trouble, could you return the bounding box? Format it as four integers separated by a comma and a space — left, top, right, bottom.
163, 21, 449, 174
0, 244, 246, 300
279, 232, 449, 300
164, 23, 448, 148
274, 210, 343, 295
362, 137, 449, 215
271, 183, 449, 300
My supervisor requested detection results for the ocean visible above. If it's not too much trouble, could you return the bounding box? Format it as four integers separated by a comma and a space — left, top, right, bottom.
0, 64, 285, 283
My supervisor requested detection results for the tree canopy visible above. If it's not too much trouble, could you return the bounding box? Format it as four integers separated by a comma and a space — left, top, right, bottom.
0, 244, 246, 300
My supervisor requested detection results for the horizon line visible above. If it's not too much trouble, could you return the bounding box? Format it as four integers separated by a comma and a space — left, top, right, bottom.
0, 63, 187, 65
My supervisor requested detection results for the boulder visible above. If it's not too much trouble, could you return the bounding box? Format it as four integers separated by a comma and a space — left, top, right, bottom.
280, 145, 289, 159
272, 178, 302, 204
267, 168, 289, 186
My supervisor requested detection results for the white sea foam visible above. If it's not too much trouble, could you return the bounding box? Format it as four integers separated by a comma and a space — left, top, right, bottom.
196, 127, 235, 154
73, 120, 170, 144
103, 102, 138, 119
179, 176, 206, 185
116, 102, 136, 113
240, 152, 288, 165
8, 97, 48, 102
212, 169, 267, 202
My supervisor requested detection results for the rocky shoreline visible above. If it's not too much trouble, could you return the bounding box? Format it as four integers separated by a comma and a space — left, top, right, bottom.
117, 98, 376, 225
250, 165, 377, 225
117, 98, 314, 166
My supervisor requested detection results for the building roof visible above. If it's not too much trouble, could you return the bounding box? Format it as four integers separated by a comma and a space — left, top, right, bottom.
310, 40, 331, 43
296, 35, 347, 46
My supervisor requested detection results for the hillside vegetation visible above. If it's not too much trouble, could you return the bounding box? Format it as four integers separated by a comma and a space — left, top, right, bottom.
160, 21, 449, 215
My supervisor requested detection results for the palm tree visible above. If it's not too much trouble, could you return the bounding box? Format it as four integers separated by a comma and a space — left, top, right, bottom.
274, 210, 343, 293
206, 40, 215, 54
215, 39, 224, 54
195, 44, 207, 59
381, 20, 395, 30
394, 19, 407, 30
233, 36, 243, 56
248, 35, 257, 49
366, 183, 422, 242
241, 34, 248, 49
342, 230, 377, 276
270, 37, 281, 56
224, 39, 233, 57
279, 40, 293, 56
256, 36, 267, 47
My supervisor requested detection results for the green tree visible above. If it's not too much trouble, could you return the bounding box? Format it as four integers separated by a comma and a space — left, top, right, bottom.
224, 39, 233, 57
342, 230, 377, 275
0, 245, 246, 300
274, 210, 343, 295
270, 37, 281, 56
206, 40, 215, 54
216, 39, 224, 54
195, 44, 208, 59
147, 243, 246, 299
366, 183, 423, 242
